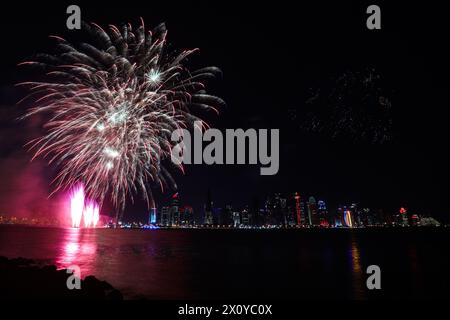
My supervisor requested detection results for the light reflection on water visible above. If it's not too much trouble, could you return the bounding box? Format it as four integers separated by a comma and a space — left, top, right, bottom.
55, 228, 97, 275
349, 236, 366, 299
1, 225, 449, 299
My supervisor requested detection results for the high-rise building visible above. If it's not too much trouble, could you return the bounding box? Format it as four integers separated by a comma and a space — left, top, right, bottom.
265, 193, 285, 226
317, 200, 329, 227
399, 207, 409, 226
343, 208, 354, 228
280, 196, 288, 225
307, 196, 318, 226
335, 207, 344, 227
221, 205, 233, 226
241, 207, 250, 226
232, 211, 240, 227
410, 214, 420, 227
286, 204, 296, 226
160, 206, 170, 226
251, 197, 260, 226
180, 206, 194, 226
349, 203, 358, 227
300, 201, 308, 225
264, 196, 275, 225
204, 189, 213, 225
148, 207, 157, 225
363, 208, 374, 226
170, 193, 180, 226
294, 193, 302, 226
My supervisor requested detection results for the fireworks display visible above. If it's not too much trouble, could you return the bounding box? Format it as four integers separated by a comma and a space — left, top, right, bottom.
300, 68, 392, 144
18, 20, 225, 210
70, 184, 85, 228
69, 183, 100, 228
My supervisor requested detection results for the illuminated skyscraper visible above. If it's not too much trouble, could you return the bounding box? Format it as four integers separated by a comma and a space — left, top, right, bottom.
294, 193, 302, 226
280, 196, 288, 225
170, 193, 180, 226
300, 201, 308, 225
399, 207, 409, 226
363, 208, 374, 226
181, 206, 194, 226
241, 207, 250, 226
410, 214, 420, 226
160, 206, 170, 226
307, 196, 318, 226
335, 207, 345, 227
349, 203, 359, 227
148, 208, 157, 225
317, 200, 329, 227
343, 209, 354, 228
232, 211, 240, 227
204, 189, 213, 225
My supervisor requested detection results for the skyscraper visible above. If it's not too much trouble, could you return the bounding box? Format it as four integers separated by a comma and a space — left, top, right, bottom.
335, 206, 345, 227
317, 200, 329, 227
300, 201, 308, 225
160, 206, 170, 226
343, 209, 354, 228
349, 203, 358, 227
204, 189, 213, 225
399, 207, 409, 227
148, 207, 157, 225
307, 196, 318, 226
251, 197, 260, 227
221, 205, 233, 226
241, 206, 250, 226
265, 193, 288, 226
232, 211, 240, 227
294, 193, 302, 226
181, 206, 194, 226
170, 193, 180, 226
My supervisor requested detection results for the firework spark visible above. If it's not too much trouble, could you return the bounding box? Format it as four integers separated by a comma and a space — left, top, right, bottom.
83, 199, 100, 228
69, 183, 100, 228
19, 20, 225, 211
70, 184, 84, 228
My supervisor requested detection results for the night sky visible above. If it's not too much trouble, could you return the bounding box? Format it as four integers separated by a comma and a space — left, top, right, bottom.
0, 1, 448, 222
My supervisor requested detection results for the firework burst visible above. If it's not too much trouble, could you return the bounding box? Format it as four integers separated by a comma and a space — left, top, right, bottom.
300, 68, 392, 144
18, 20, 225, 210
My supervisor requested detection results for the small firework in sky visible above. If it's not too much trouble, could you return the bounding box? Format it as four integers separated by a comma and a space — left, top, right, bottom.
300, 68, 392, 144
18, 20, 225, 211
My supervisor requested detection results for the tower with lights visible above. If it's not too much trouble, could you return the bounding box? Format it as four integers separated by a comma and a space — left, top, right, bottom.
294, 193, 302, 226
307, 196, 318, 226
148, 208, 157, 225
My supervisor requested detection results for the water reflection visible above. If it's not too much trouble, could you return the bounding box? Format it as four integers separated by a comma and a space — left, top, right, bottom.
1, 226, 448, 299
349, 236, 366, 299
55, 228, 97, 277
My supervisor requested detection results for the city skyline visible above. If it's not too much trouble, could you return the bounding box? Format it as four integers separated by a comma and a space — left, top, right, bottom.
121, 189, 442, 228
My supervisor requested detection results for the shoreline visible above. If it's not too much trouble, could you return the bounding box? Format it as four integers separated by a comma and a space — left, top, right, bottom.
0, 256, 123, 299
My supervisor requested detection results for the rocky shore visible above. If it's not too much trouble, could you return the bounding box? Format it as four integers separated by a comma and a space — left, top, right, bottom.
0, 256, 123, 299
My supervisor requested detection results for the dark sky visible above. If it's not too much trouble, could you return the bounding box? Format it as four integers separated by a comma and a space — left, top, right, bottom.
0, 1, 448, 222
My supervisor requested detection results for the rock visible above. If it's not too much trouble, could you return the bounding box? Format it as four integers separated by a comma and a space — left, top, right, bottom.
0, 256, 123, 300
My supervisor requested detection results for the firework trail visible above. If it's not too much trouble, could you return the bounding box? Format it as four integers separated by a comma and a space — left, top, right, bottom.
70, 184, 84, 228
18, 20, 225, 211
